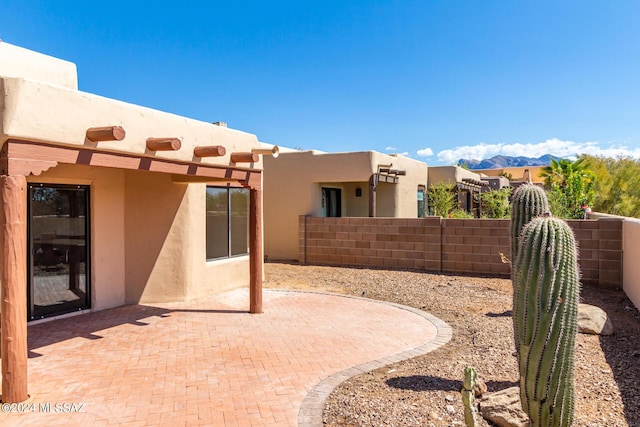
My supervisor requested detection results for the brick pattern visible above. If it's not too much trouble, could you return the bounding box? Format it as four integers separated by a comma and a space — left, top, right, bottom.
300, 216, 623, 288
0, 289, 440, 426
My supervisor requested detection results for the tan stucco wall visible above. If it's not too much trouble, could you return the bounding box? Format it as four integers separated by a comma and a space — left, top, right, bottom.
427, 166, 482, 187
623, 219, 640, 310
27, 164, 126, 311
0, 77, 264, 169
124, 175, 249, 304
0, 42, 77, 89
19, 165, 249, 310
263, 151, 428, 260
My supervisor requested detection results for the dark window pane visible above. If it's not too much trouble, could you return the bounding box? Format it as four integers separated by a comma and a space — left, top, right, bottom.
230, 188, 249, 256
206, 187, 229, 259
29, 185, 90, 320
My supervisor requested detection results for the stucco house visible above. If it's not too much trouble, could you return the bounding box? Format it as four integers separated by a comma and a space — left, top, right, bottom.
0, 42, 273, 402
475, 166, 546, 188
263, 150, 429, 260
427, 165, 486, 217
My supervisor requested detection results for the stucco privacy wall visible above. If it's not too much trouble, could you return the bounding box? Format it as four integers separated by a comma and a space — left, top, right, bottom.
299, 216, 624, 288
264, 150, 428, 260
0, 42, 78, 89
623, 219, 640, 310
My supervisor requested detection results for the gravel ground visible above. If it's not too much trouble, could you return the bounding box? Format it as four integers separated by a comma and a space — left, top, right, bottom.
265, 262, 640, 427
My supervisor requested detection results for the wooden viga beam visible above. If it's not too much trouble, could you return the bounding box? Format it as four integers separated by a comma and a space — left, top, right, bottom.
146, 137, 182, 151
230, 152, 259, 163
194, 145, 226, 158
86, 126, 126, 142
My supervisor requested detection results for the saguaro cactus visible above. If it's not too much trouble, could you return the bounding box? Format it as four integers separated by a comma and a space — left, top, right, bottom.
510, 183, 549, 262
513, 216, 580, 427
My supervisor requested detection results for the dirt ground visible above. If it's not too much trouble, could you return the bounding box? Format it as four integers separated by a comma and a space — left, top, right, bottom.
265, 262, 640, 427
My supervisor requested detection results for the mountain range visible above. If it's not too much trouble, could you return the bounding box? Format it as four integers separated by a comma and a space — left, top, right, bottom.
457, 154, 557, 170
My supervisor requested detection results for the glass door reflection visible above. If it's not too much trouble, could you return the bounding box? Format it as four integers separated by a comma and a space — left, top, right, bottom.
28, 184, 90, 320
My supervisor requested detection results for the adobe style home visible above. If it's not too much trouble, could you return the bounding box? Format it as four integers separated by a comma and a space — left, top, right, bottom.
427, 165, 486, 217
475, 165, 546, 188
0, 42, 273, 402
263, 150, 429, 260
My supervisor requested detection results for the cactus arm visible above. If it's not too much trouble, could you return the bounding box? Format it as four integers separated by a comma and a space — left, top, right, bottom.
461, 366, 478, 427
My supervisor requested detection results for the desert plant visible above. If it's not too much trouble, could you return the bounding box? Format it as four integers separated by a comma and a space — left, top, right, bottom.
513, 215, 580, 427
449, 208, 474, 219
428, 182, 455, 217
510, 184, 549, 262
461, 366, 479, 427
481, 187, 512, 218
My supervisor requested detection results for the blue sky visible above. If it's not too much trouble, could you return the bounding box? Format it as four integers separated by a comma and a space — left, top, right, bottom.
3, 1, 640, 165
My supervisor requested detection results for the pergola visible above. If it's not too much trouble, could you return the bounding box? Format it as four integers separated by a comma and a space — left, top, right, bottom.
0, 127, 266, 403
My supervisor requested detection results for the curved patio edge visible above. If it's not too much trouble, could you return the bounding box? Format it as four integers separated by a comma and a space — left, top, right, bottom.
265, 290, 453, 427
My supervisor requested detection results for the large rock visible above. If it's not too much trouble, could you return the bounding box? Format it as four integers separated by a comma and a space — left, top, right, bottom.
479, 386, 528, 427
578, 303, 614, 335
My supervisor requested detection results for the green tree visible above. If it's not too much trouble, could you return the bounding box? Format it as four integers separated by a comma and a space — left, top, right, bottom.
428, 182, 455, 217
480, 187, 512, 218
540, 158, 595, 219
582, 154, 640, 218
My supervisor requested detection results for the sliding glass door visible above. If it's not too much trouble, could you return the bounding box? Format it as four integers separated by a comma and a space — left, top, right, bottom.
28, 184, 90, 320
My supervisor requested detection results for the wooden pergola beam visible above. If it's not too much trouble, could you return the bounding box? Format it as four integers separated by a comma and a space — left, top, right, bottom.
3, 139, 260, 185
146, 137, 182, 151
86, 126, 126, 142
0, 175, 28, 403
194, 145, 226, 158
231, 152, 259, 163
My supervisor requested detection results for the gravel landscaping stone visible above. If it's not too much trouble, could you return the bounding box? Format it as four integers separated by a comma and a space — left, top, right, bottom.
265, 262, 640, 427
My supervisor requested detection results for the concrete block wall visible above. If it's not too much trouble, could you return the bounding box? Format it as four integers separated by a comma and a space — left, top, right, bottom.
298, 216, 624, 288
299, 216, 441, 271
441, 219, 511, 276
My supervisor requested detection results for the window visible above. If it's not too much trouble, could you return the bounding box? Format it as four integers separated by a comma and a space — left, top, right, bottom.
418, 186, 426, 218
321, 187, 341, 217
206, 186, 249, 260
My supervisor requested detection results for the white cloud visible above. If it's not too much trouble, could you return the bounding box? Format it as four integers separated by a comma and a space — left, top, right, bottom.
436, 138, 640, 164
417, 147, 434, 157
385, 146, 397, 151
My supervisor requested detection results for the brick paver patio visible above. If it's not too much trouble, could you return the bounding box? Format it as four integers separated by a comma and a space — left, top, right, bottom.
0, 288, 450, 426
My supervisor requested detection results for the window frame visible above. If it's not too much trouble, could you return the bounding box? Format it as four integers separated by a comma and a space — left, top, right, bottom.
205, 185, 249, 261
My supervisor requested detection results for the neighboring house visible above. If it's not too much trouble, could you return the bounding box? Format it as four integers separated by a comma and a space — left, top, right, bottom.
427, 166, 486, 217
475, 166, 546, 188
0, 43, 270, 401
480, 175, 510, 192
263, 150, 428, 260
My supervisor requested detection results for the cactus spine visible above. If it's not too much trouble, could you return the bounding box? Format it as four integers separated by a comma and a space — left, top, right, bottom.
510, 184, 549, 262
513, 216, 580, 427
461, 366, 479, 427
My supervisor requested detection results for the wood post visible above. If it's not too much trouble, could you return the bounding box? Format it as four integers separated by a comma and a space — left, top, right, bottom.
231, 152, 259, 163
249, 187, 263, 314
368, 174, 377, 217
194, 145, 226, 158
146, 137, 182, 151
86, 126, 126, 142
0, 175, 28, 403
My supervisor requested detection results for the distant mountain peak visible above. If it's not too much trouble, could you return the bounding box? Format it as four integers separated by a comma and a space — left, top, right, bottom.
458, 154, 558, 169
